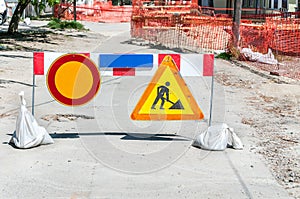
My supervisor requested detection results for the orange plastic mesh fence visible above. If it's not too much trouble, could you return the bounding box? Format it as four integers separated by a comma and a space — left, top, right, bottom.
266, 18, 300, 56
54, 2, 132, 23
132, 0, 196, 7
238, 17, 300, 56
131, 8, 300, 56
132, 12, 248, 53
238, 24, 270, 54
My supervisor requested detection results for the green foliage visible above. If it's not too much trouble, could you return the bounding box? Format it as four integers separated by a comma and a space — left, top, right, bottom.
47, 18, 85, 30
31, 0, 46, 17
47, 0, 60, 7
215, 52, 232, 60
31, 0, 60, 17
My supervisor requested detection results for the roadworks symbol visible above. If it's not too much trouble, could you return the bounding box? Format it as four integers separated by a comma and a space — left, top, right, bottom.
131, 55, 204, 120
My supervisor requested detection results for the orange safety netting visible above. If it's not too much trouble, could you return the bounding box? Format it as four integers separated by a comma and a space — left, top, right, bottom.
54, 1, 132, 23
266, 17, 300, 56
131, 4, 250, 53
238, 16, 300, 55
131, 4, 300, 56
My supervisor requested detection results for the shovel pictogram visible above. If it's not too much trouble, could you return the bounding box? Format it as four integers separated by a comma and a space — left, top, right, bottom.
165, 98, 184, 110
151, 81, 184, 110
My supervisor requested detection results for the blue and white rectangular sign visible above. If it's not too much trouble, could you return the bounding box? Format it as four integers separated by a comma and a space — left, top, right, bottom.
99, 54, 153, 68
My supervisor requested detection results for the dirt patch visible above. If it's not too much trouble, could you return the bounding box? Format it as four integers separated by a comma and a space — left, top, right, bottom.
41, 114, 95, 122
0, 26, 107, 52
216, 61, 300, 198
244, 94, 300, 194
241, 56, 300, 81
215, 73, 255, 89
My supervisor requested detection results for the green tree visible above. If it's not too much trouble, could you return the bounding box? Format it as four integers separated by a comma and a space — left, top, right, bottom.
8, 0, 59, 34
31, 0, 46, 17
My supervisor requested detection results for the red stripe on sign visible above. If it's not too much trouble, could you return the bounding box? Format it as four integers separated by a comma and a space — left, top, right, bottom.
113, 68, 135, 76
158, 54, 180, 70
33, 52, 44, 75
203, 54, 214, 76
80, 53, 90, 57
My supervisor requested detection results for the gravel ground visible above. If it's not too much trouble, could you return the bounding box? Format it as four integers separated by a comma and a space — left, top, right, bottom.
215, 68, 300, 198
237, 50, 300, 197
244, 56, 300, 81
0, 21, 300, 198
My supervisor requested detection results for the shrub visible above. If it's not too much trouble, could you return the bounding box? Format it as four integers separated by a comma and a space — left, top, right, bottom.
215, 52, 232, 60
47, 18, 85, 30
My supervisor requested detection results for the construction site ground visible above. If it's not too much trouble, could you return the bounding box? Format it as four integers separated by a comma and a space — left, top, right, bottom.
0, 21, 299, 198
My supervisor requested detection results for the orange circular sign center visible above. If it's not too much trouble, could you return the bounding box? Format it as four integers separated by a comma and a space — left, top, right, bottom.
55, 61, 93, 99
47, 54, 100, 106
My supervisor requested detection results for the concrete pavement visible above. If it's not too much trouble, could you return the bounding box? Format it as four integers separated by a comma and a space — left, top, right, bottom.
0, 21, 293, 198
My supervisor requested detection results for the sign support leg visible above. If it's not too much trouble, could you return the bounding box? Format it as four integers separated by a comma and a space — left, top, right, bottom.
208, 75, 214, 127
32, 74, 35, 116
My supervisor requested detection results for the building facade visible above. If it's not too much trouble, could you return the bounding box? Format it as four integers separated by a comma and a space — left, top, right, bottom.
199, 0, 295, 13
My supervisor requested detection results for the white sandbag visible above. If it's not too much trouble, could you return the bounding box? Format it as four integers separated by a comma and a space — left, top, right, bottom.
193, 123, 243, 151
241, 48, 278, 65
11, 91, 54, 149
227, 127, 243, 150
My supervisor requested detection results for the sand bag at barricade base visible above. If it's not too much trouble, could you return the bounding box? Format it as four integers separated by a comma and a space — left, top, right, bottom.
193, 123, 243, 151
10, 91, 54, 149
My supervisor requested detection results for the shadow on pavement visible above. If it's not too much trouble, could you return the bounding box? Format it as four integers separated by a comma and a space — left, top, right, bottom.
49, 132, 191, 141
121, 39, 184, 52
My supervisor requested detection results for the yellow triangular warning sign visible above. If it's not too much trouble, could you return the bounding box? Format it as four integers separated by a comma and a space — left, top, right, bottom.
131, 55, 204, 120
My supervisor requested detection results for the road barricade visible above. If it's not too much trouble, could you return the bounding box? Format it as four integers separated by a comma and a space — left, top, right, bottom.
33, 52, 213, 77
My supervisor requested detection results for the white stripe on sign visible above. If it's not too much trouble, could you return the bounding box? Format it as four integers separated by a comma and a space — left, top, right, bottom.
33, 52, 214, 77
44, 52, 65, 75
180, 54, 204, 77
